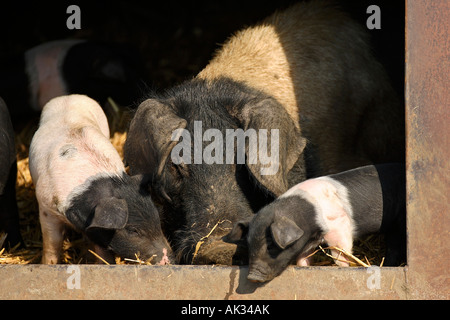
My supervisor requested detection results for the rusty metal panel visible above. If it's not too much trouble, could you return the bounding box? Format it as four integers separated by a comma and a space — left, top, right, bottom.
0, 265, 407, 300
405, 0, 450, 299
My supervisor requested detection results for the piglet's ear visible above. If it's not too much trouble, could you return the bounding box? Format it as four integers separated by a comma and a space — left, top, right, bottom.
87, 197, 129, 232
270, 213, 304, 249
223, 217, 252, 243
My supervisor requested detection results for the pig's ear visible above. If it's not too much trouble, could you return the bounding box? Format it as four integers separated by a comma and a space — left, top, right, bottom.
223, 218, 252, 242
270, 213, 304, 249
240, 98, 306, 197
87, 197, 129, 232
124, 99, 187, 177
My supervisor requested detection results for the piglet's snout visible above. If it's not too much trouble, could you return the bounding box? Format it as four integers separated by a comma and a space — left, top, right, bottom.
139, 247, 172, 265
247, 262, 272, 283
158, 248, 171, 265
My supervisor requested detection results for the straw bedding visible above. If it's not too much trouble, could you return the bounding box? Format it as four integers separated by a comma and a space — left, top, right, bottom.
0, 103, 387, 266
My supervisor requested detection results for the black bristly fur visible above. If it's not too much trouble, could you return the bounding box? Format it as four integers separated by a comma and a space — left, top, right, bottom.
65, 172, 172, 262
0, 98, 24, 249
126, 78, 281, 263
165, 79, 279, 262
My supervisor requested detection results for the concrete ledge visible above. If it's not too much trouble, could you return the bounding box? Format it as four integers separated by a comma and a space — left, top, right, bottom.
0, 265, 407, 299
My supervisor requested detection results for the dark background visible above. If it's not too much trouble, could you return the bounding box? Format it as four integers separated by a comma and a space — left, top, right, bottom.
0, 0, 405, 98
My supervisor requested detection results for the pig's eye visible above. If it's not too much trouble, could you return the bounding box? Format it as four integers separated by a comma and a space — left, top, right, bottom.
266, 236, 281, 256
169, 159, 189, 178
264, 228, 282, 258
126, 226, 141, 236
267, 237, 276, 249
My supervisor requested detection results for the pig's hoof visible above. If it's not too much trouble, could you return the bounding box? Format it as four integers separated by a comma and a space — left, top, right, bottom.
192, 239, 248, 265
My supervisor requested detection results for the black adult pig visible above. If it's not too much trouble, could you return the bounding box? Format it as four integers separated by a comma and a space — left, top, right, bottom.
29, 95, 172, 264
225, 163, 406, 282
0, 97, 24, 249
124, 1, 403, 264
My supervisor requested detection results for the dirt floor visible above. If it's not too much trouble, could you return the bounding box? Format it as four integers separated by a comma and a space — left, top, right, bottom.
0, 1, 404, 265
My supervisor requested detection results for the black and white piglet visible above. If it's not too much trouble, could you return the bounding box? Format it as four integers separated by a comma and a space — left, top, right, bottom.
29, 94, 172, 264
0, 97, 23, 249
225, 163, 406, 282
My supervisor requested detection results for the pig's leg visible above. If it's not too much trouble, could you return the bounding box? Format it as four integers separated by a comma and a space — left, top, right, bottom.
323, 229, 353, 267
296, 247, 316, 266
295, 239, 323, 266
39, 209, 64, 264
296, 256, 311, 266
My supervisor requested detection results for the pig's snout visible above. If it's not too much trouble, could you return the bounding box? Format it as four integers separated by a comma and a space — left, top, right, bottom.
247, 271, 268, 283
157, 248, 171, 265
247, 265, 272, 283
144, 247, 172, 265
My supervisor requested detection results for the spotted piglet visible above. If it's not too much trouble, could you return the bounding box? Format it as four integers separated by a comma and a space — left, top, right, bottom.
29, 94, 172, 264
225, 163, 406, 282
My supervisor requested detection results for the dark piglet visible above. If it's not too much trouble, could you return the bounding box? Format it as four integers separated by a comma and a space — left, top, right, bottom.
225, 163, 406, 282
0, 97, 24, 249
66, 173, 172, 265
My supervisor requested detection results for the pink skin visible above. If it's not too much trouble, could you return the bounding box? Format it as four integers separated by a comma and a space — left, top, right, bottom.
29, 95, 125, 264
296, 256, 312, 266
283, 177, 354, 267
34, 46, 67, 109
25, 40, 84, 110
158, 248, 170, 265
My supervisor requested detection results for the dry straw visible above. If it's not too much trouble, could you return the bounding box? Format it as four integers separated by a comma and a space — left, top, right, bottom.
1, 98, 386, 267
